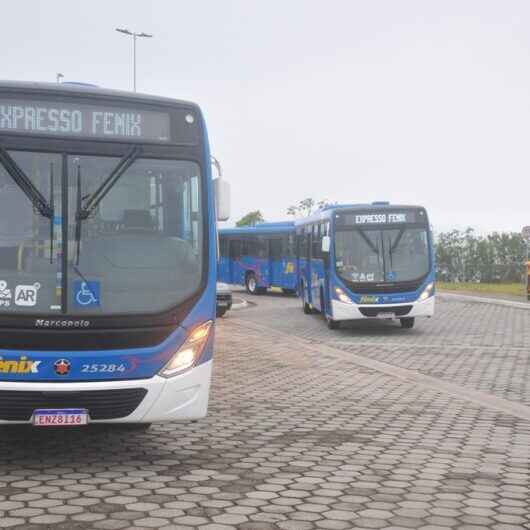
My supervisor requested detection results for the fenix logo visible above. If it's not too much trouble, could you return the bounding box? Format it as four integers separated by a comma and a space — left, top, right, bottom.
0, 356, 41, 374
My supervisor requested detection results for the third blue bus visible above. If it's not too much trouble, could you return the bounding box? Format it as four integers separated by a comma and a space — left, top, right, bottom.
218, 222, 297, 294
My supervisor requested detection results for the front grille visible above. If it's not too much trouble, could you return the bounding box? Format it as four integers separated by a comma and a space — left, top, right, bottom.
0, 388, 148, 421
343, 279, 424, 294
359, 305, 412, 317
217, 294, 232, 302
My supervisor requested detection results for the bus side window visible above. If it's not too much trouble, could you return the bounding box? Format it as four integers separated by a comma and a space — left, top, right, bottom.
312, 224, 322, 259
219, 237, 229, 257
241, 239, 250, 257
270, 238, 282, 260
256, 236, 268, 259
230, 239, 241, 259
286, 234, 296, 258
298, 228, 310, 260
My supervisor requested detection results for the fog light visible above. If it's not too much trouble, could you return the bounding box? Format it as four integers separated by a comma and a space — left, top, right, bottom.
335, 287, 353, 304
159, 321, 212, 378
419, 282, 434, 301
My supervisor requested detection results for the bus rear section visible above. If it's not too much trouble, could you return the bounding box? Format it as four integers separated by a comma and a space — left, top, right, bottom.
0, 81, 228, 427
218, 223, 297, 294
297, 204, 435, 329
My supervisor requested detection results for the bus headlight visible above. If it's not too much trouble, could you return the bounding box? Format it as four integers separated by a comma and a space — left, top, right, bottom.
418, 282, 434, 301
335, 287, 353, 304
159, 321, 213, 378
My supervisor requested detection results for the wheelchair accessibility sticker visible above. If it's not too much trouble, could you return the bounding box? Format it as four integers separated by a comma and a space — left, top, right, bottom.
73, 281, 101, 307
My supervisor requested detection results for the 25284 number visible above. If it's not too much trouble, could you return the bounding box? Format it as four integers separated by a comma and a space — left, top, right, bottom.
81, 363, 126, 374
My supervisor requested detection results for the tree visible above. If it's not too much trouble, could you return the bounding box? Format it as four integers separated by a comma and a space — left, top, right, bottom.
287, 198, 331, 218
236, 210, 265, 227
435, 228, 525, 283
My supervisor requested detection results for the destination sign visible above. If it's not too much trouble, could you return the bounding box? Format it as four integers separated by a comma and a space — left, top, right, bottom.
0, 99, 171, 142
337, 210, 425, 226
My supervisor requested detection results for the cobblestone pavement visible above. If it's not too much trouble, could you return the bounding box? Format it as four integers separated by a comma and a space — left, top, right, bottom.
1, 293, 529, 530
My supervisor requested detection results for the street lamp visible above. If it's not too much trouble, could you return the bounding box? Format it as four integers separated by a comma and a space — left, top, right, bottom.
115, 28, 153, 92
56, 73, 64, 84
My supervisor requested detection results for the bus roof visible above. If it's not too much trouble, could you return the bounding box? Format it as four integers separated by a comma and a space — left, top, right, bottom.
294, 203, 428, 226
0, 80, 200, 110
220, 221, 295, 237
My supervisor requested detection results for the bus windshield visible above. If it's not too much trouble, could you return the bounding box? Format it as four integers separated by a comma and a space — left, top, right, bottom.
335, 226, 430, 284
0, 150, 203, 315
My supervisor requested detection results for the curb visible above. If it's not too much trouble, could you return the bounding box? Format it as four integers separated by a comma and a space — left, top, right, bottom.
438, 292, 530, 310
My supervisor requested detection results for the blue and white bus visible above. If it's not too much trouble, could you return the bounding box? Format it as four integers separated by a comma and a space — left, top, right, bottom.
0, 81, 229, 428
218, 222, 298, 294
297, 203, 435, 329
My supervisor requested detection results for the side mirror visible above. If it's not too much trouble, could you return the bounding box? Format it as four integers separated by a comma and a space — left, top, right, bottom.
322, 236, 331, 253
214, 178, 231, 221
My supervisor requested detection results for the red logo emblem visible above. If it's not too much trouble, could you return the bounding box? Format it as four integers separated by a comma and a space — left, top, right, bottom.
54, 359, 71, 376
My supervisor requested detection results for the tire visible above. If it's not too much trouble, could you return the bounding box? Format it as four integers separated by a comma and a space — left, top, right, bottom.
326, 316, 340, 330
245, 273, 259, 295
400, 317, 415, 329
301, 284, 312, 314
216, 308, 227, 318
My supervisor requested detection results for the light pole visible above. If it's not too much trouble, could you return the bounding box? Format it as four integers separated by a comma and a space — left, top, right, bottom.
115, 28, 153, 92
56, 73, 64, 84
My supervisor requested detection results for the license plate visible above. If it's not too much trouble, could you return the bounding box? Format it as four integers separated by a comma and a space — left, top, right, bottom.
33, 409, 89, 427
377, 312, 395, 319
217, 301, 228, 306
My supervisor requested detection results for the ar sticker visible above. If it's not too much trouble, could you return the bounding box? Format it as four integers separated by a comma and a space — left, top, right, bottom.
15, 283, 41, 307
74, 281, 101, 307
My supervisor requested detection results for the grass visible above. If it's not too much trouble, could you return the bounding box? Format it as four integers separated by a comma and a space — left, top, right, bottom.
437, 282, 526, 298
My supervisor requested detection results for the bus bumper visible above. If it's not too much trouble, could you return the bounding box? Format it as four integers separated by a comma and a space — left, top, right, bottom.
0, 360, 212, 425
331, 297, 435, 321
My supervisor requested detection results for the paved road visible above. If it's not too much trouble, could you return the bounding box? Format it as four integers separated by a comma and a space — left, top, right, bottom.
0, 292, 529, 529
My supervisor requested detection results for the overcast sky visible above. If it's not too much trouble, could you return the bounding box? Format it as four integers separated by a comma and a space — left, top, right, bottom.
4, 1, 529, 233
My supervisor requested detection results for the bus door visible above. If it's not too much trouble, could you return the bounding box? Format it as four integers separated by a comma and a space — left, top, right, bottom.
250, 236, 270, 288
321, 222, 331, 313
218, 237, 230, 283
284, 234, 298, 290
310, 224, 323, 307
298, 227, 311, 299
269, 237, 284, 288
229, 239, 242, 284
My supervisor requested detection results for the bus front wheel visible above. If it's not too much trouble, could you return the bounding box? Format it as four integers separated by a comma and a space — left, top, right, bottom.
301, 286, 312, 314
245, 273, 260, 295
400, 317, 415, 329
327, 316, 340, 330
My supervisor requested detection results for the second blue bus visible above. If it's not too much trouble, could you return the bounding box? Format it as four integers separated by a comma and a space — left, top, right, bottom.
297, 203, 435, 329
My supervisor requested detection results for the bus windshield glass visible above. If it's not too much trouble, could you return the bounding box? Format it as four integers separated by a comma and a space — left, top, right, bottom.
335, 225, 430, 284
0, 150, 203, 315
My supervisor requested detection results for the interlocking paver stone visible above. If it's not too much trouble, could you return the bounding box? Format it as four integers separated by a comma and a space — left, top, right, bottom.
0, 293, 529, 529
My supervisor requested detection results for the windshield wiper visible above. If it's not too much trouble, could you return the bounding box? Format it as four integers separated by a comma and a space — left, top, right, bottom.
76, 146, 141, 221
0, 146, 54, 218
74, 146, 140, 265
358, 229, 379, 255
390, 228, 405, 253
